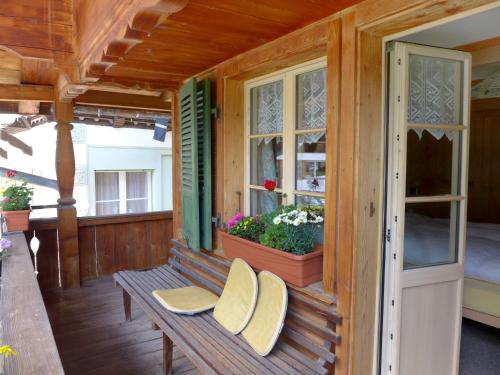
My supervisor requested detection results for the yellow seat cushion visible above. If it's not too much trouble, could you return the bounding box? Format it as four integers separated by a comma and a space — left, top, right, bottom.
152, 286, 219, 315
213, 258, 258, 334
242, 271, 288, 356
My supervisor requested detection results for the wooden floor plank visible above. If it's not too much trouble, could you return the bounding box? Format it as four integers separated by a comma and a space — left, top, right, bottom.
43, 277, 199, 375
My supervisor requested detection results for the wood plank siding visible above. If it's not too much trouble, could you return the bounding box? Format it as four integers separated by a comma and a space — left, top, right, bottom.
25, 211, 173, 289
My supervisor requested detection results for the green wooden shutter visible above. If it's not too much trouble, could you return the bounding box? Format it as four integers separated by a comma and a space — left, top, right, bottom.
197, 79, 212, 251
179, 78, 200, 251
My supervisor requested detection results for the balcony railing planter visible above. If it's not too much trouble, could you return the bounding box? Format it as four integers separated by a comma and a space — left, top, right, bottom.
0, 170, 33, 233
220, 231, 323, 287
1, 210, 31, 232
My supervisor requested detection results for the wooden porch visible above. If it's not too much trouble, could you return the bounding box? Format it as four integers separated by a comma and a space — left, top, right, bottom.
43, 277, 198, 375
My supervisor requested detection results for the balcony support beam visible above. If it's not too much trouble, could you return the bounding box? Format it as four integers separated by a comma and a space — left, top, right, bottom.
55, 93, 80, 288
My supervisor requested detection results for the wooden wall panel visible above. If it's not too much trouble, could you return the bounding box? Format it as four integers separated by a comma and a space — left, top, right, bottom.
25, 221, 59, 290
95, 224, 115, 276
26, 212, 173, 288
78, 225, 96, 280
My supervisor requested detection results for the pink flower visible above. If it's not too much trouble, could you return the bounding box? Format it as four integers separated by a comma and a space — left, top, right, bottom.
2, 196, 9, 203
227, 212, 244, 230
6, 170, 16, 178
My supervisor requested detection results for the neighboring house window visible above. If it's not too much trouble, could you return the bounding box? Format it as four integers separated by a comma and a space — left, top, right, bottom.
95, 171, 151, 215
245, 59, 326, 215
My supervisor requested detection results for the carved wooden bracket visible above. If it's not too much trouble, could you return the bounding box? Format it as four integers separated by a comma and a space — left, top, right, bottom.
79, 0, 189, 84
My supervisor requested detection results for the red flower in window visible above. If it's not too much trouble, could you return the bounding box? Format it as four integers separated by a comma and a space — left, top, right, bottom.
6, 170, 16, 178
264, 179, 276, 192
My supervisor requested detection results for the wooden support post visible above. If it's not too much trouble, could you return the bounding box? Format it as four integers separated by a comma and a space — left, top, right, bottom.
163, 333, 173, 375
55, 96, 80, 288
123, 289, 132, 321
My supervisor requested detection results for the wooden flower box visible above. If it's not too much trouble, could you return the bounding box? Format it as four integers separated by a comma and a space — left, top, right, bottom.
220, 231, 323, 288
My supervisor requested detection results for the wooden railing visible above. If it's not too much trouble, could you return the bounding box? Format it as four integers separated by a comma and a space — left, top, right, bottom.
25, 211, 173, 289
0, 233, 64, 374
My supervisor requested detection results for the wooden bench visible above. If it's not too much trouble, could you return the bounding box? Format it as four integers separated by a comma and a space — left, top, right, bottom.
114, 240, 340, 375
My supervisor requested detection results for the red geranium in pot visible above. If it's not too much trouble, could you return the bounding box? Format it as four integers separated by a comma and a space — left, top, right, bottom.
0, 170, 33, 232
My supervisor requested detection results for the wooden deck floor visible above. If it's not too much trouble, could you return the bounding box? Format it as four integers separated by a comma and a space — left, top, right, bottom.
43, 277, 199, 375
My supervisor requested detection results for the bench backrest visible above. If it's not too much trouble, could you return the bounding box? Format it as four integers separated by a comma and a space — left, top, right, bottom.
169, 239, 341, 370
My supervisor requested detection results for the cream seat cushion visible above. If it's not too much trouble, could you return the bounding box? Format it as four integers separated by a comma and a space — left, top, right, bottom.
242, 271, 288, 356
213, 258, 258, 334
153, 286, 219, 315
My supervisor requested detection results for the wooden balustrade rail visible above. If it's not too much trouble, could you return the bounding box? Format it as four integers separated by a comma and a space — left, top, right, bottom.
24, 210, 174, 289
0, 233, 64, 374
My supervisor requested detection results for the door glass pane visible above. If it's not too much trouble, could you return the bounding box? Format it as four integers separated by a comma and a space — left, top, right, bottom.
250, 137, 283, 188
296, 68, 326, 130
296, 133, 326, 193
249, 189, 282, 216
406, 130, 462, 196
126, 171, 149, 213
404, 201, 460, 270
250, 80, 283, 135
408, 54, 463, 125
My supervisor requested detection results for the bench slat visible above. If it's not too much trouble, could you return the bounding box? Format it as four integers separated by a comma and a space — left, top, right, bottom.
117, 271, 237, 374
151, 267, 325, 374
149, 268, 288, 375
134, 270, 265, 375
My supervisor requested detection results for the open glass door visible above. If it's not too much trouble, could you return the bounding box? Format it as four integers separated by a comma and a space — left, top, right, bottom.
382, 42, 471, 375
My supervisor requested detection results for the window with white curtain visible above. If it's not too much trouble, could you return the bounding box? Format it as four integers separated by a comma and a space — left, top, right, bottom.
245, 58, 327, 216
95, 171, 151, 215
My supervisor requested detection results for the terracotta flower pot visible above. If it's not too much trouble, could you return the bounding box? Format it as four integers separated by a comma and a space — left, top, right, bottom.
2, 210, 30, 232
220, 231, 323, 288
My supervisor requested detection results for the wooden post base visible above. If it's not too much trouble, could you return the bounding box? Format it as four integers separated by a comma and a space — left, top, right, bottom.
163, 333, 173, 375
123, 289, 131, 321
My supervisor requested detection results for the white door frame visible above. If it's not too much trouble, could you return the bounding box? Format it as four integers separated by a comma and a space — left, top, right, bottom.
380, 41, 471, 375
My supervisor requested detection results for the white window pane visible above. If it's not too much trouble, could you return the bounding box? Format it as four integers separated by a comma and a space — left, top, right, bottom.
96, 201, 120, 216
296, 68, 326, 130
250, 80, 283, 135
295, 133, 326, 193
404, 201, 459, 270
408, 55, 463, 125
95, 172, 119, 201
126, 171, 148, 199
250, 137, 283, 188
249, 189, 282, 216
127, 199, 148, 213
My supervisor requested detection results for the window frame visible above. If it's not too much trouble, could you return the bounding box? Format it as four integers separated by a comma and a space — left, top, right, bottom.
243, 57, 327, 215
94, 170, 152, 215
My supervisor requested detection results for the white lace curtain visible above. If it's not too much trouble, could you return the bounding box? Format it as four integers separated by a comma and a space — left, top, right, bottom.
297, 68, 326, 145
408, 55, 460, 141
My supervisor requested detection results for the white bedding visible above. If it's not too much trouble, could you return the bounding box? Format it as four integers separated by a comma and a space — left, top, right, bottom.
404, 213, 500, 284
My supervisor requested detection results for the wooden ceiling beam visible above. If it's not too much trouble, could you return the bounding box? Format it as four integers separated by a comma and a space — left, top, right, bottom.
471, 45, 500, 67
77, 0, 189, 83
0, 84, 53, 102
74, 90, 171, 112
456, 36, 500, 52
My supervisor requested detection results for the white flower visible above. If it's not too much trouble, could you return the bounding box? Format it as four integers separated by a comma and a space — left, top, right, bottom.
273, 217, 282, 225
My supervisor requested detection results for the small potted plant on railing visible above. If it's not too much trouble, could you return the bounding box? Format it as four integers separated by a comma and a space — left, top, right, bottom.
0, 170, 33, 232
220, 182, 324, 287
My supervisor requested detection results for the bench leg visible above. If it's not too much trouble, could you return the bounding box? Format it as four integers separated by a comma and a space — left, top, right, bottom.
123, 289, 132, 321
163, 333, 173, 375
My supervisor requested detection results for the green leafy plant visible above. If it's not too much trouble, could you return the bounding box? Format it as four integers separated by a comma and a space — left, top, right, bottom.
225, 204, 324, 256
227, 214, 265, 242
0, 171, 33, 211
259, 206, 323, 255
